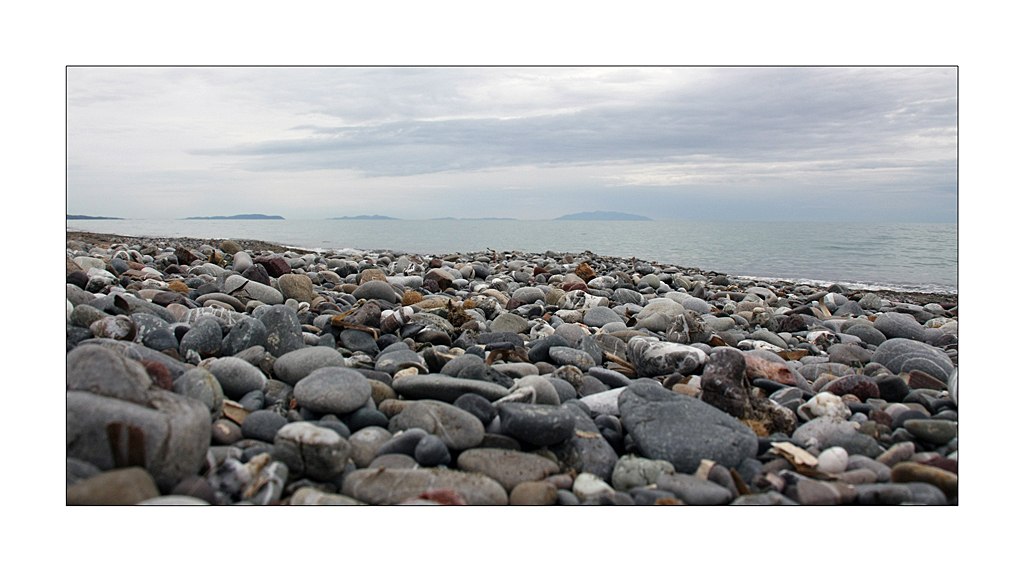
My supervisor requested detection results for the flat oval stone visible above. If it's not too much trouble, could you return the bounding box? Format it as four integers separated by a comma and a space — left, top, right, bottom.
456, 448, 560, 492
293, 367, 372, 416
873, 312, 927, 341
903, 419, 957, 445
273, 346, 348, 384
225, 274, 284, 305
341, 467, 508, 505
497, 403, 576, 447
388, 400, 485, 450
392, 374, 509, 403
207, 357, 268, 400
656, 473, 734, 505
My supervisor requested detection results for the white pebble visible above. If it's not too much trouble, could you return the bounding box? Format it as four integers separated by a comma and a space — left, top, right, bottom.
572, 472, 614, 499
817, 446, 849, 474
798, 391, 851, 421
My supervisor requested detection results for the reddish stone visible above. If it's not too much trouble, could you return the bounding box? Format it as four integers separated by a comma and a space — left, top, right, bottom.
561, 282, 590, 294
869, 409, 894, 428
507, 298, 529, 311
820, 374, 880, 402
574, 263, 597, 283
242, 264, 272, 286
424, 270, 451, 291
908, 370, 947, 390
428, 258, 443, 268
533, 266, 548, 276
139, 360, 173, 390
254, 256, 291, 278
744, 354, 797, 386
922, 457, 957, 474
174, 246, 198, 266
414, 488, 467, 505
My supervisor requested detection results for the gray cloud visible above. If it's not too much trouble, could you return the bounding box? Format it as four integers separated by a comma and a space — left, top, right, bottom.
67, 67, 957, 221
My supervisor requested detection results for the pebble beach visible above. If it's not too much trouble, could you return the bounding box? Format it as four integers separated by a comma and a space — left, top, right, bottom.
65, 230, 958, 506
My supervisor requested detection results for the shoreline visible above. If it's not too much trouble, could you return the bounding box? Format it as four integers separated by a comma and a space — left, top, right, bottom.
65, 230, 958, 307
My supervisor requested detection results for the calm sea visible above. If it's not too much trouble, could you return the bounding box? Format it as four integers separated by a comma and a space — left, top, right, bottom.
66, 219, 958, 294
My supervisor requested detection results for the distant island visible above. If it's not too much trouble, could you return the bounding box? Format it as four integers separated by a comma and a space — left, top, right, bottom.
328, 215, 400, 220
182, 214, 284, 220
430, 217, 517, 221
554, 211, 653, 221
67, 214, 124, 220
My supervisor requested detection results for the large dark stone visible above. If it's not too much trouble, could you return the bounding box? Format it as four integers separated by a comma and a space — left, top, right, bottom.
221, 317, 268, 356
257, 305, 306, 358
618, 383, 758, 473
497, 403, 576, 447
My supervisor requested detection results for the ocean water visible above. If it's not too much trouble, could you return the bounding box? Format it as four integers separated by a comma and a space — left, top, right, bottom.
67, 219, 958, 294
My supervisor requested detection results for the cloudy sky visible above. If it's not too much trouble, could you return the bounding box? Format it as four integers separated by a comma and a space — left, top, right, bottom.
66, 66, 957, 222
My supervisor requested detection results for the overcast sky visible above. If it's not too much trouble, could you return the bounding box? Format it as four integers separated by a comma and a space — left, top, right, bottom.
66, 66, 957, 222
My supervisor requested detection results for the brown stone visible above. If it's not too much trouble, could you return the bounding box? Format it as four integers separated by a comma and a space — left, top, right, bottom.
66, 467, 161, 505
359, 268, 388, 285
139, 360, 173, 391
456, 448, 561, 492
402, 291, 423, 306
220, 240, 243, 255
167, 281, 190, 293
509, 481, 558, 505
671, 384, 700, 397
254, 256, 292, 278
174, 246, 198, 266
908, 370, 947, 390
573, 262, 596, 283
891, 461, 957, 499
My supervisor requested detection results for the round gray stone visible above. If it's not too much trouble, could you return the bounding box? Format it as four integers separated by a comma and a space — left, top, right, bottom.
273, 346, 348, 384
873, 312, 927, 341
207, 357, 268, 400
388, 400, 485, 450
352, 280, 398, 303
240, 409, 288, 442
583, 306, 624, 328
293, 367, 372, 416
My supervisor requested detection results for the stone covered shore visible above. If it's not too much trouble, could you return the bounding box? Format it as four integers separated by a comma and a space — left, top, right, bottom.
65, 231, 958, 505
